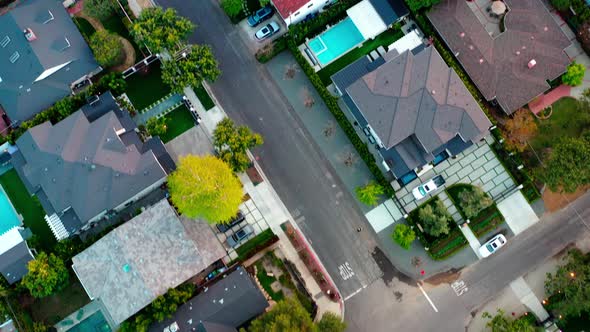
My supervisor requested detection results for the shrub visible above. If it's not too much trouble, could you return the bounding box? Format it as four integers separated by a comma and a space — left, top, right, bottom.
562, 62, 586, 87
89, 30, 123, 68
457, 186, 493, 219
355, 181, 384, 206
418, 200, 451, 237
146, 117, 167, 137
220, 0, 243, 19
392, 224, 415, 250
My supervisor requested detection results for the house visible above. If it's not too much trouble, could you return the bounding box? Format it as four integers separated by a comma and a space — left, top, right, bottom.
427, 0, 571, 115
149, 267, 269, 332
272, 0, 336, 26
0, 0, 100, 124
72, 199, 227, 326
332, 45, 492, 185
0, 228, 34, 284
11, 92, 176, 240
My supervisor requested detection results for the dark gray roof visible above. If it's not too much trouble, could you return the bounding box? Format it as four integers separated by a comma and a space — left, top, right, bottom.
428, 0, 571, 114
149, 267, 269, 332
0, 0, 100, 122
197, 322, 237, 332
0, 241, 34, 284
72, 199, 226, 325
14, 93, 171, 232
369, 0, 408, 25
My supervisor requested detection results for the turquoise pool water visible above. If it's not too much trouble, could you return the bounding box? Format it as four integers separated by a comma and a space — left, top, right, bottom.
308, 17, 365, 66
67, 311, 111, 332
0, 186, 20, 235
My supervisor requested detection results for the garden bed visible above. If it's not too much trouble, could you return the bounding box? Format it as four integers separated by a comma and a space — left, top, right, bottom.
73, 17, 96, 40
235, 228, 279, 262
158, 105, 196, 143
446, 183, 505, 239
194, 83, 215, 110
405, 196, 468, 260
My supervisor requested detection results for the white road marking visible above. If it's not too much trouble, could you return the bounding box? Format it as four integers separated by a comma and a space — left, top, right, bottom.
451, 280, 469, 296
338, 262, 355, 280
343, 284, 367, 302
417, 283, 439, 313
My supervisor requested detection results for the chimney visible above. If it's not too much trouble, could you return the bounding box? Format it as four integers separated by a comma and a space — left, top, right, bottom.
528, 59, 537, 69
24, 28, 36, 41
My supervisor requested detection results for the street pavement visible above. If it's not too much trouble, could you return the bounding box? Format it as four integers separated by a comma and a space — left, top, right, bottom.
346, 191, 590, 331
155, 0, 383, 299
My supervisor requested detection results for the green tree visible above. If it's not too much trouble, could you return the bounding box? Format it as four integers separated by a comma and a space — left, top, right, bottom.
406, 0, 441, 12
482, 310, 537, 332
89, 30, 123, 68
392, 224, 416, 250
418, 200, 450, 237
551, 0, 571, 11
260, 0, 270, 6
161, 45, 221, 93
355, 181, 384, 206
317, 312, 346, 332
545, 249, 590, 318
22, 252, 69, 298
131, 7, 194, 52
213, 117, 263, 173
221, 0, 243, 18
95, 72, 127, 96
248, 298, 317, 332
168, 155, 243, 223
146, 117, 167, 137
536, 135, 590, 193
562, 62, 586, 87
458, 186, 493, 219
83, 0, 117, 19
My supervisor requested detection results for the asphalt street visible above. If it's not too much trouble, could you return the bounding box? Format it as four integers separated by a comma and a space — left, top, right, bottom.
155, 0, 384, 298
346, 191, 590, 331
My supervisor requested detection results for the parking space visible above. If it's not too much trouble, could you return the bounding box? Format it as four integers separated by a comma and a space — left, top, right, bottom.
236, 13, 287, 53
497, 191, 540, 235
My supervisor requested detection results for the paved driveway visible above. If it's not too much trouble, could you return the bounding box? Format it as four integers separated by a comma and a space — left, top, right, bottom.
165, 125, 215, 162
236, 13, 287, 53
497, 191, 540, 235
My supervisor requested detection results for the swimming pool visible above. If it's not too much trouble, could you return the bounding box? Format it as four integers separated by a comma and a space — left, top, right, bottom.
67, 310, 112, 332
308, 17, 365, 66
0, 186, 20, 236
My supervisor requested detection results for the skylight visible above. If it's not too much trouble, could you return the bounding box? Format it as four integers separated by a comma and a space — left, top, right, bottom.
0, 36, 9, 48
9, 52, 20, 64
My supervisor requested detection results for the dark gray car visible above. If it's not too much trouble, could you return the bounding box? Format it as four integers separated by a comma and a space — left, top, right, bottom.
226, 224, 254, 248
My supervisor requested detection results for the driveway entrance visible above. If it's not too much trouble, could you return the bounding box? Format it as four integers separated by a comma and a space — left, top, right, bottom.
497, 191, 539, 235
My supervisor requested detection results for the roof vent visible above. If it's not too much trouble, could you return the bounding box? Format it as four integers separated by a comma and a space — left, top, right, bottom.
543, 26, 548, 32
516, 51, 520, 55
60, 37, 71, 52
24, 28, 36, 41
123, 264, 131, 272
528, 59, 537, 69
478, 58, 484, 64
9, 52, 20, 64
0, 36, 10, 48
459, 32, 465, 38
431, 90, 436, 95
43, 10, 54, 24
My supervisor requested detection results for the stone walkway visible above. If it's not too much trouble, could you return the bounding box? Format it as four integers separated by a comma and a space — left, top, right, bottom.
510, 277, 550, 322
133, 93, 183, 124
459, 224, 483, 259
528, 84, 571, 115
394, 137, 516, 213
438, 191, 461, 224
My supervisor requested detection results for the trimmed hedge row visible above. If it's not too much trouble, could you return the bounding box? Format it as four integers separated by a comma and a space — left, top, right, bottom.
235, 228, 279, 262
287, 40, 395, 197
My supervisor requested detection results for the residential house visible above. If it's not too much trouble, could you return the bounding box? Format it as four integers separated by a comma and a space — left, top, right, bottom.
332, 45, 492, 185
72, 199, 227, 326
0, 0, 100, 124
11, 92, 175, 240
149, 267, 269, 332
428, 0, 571, 115
0, 228, 34, 284
272, 0, 336, 26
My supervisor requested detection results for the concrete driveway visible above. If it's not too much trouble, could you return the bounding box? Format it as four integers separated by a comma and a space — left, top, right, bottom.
164, 125, 214, 162
497, 191, 540, 235
236, 13, 287, 53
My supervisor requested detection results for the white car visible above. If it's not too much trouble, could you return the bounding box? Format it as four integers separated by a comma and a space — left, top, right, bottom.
255, 21, 280, 41
478, 234, 507, 258
411, 175, 445, 200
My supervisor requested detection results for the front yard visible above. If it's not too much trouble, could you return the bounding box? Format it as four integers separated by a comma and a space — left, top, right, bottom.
158, 105, 196, 143
0, 169, 54, 249
29, 280, 90, 326
125, 64, 172, 111
530, 97, 585, 151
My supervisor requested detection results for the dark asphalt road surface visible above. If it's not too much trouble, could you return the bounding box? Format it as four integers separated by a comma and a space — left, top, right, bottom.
155, 0, 383, 298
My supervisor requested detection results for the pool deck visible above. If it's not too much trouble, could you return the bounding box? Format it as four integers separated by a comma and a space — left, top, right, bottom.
55, 299, 116, 332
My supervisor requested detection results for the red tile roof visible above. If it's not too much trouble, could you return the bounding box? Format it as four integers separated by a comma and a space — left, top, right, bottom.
272, 0, 310, 18
428, 0, 572, 114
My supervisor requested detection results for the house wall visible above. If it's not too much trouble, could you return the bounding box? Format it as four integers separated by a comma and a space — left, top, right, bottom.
279, 0, 336, 26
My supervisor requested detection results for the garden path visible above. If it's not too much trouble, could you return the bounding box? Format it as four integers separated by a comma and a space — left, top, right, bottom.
527, 85, 571, 115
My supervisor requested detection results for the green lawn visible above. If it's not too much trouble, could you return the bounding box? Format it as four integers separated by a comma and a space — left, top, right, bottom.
0, 169, 54, 250
30, 280, 90, 325
125, 64, 171, 111
255, 261, 285, 302
101, 14, 143, 62
194, 83, 215, 110
317, 28, 404, 86
159, 105, 196, 143
530, 97, 585, 150
73, 17, 96, 40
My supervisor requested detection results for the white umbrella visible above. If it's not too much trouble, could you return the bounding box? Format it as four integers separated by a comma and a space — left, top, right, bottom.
491, 1, 507, 15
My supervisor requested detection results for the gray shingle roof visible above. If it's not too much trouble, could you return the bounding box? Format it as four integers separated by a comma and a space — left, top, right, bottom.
149, 267, 269, 332
14, 93, 170, 232
0, 241, 34, 284
369, 0, 408, 25
0, 0, 100, 122
72, 199, 226, 325
428, 0, 571, 114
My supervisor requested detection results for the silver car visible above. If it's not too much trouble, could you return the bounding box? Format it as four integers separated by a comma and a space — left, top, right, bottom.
255, 21, 280, 41
226, 224, 254, 248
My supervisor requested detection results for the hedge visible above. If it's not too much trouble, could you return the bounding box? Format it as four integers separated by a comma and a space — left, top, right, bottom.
235, 228, 279, 262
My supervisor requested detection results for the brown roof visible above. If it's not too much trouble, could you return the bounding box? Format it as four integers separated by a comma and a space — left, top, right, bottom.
272, 0, 310, 18
428, 0, 572, 114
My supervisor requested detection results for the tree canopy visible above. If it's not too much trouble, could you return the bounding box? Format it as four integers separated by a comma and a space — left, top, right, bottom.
457, 186, 493, 219
83, 0, 117, 19
221, 0, 243, 19
551, 0, 571, 11
392, 224, 416, 250
545, 249, 590, 318
355, 181, 384, 206
406, 0, 441, 12
146, 117, 167, 137
89, 30, 123, 68
562, 62, 586, 87
22, 252, 69, 298
161, 44, 221, 93
536, 134, 590, 193
503, 109, 538, 152
168, 155, 243, 223
131, 7, 194, 52
418, 200, 451, 237
213, 117, 263, 173
482, 310, 537, 332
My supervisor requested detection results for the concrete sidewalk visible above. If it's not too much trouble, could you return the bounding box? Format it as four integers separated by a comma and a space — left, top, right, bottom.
186, 83, 344, 320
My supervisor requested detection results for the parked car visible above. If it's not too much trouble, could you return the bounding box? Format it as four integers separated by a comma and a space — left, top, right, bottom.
255, 21, 279, 41
216, 211, 246, 233
247, 6, 273, 27
411, 175, 445, 200
478, 234, 507, 258
226, 224, 254, 248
